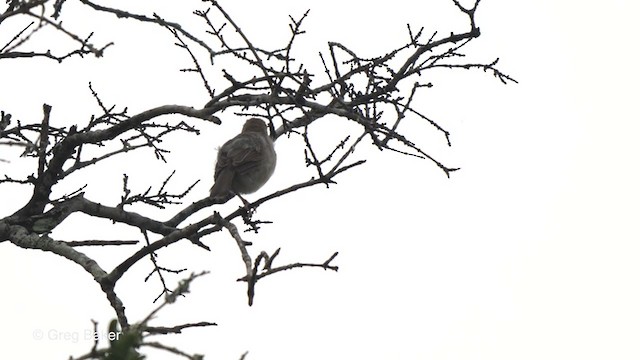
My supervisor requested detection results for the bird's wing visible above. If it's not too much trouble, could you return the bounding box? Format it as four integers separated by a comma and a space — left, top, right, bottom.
215, 133, 265, 177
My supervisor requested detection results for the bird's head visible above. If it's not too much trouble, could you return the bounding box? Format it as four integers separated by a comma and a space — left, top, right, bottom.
242, 118, 269, 135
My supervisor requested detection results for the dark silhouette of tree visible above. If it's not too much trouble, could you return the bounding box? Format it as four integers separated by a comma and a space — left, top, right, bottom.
0, 0, 516, 358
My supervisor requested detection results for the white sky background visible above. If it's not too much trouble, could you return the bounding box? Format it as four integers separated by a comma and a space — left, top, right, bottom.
1, 0, 639, 359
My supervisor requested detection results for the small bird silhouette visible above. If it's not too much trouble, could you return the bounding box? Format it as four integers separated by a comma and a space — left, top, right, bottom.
210, 118, 276, 200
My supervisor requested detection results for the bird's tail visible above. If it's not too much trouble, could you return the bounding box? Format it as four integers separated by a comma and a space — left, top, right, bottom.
210, 169, 234, 199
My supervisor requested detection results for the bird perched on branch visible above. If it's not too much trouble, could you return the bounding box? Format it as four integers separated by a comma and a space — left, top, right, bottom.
210, 118, 277, 201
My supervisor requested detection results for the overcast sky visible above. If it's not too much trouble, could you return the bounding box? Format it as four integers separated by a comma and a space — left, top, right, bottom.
1, 0, 639, 359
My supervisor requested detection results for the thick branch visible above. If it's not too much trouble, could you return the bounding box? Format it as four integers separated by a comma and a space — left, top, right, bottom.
5, 223, 129, 327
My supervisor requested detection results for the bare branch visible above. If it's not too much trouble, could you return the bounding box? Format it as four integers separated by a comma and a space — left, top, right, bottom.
64, 239, 139, 247
239, 251, 339, 282
77, 0, 217, 61
37, 104, 51, 176
5, 224, 129, 327
144, 321, 217, 335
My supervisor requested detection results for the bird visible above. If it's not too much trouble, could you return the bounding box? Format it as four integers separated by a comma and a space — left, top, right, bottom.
210, 118, 277, 201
